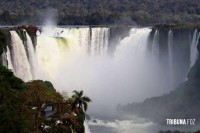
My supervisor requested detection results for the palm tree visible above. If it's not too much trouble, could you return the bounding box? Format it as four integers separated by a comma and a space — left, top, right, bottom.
72, 90, 92, 112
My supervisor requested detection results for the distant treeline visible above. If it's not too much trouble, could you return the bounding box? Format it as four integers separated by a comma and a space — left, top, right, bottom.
0, 0, 200, 25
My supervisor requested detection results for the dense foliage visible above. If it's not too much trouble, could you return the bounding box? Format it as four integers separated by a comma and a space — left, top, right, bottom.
0, 65, 91, 133
0, 0, 200, 25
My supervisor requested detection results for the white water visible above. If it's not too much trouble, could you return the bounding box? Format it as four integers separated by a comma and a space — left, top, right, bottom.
152, 30, 159, 60
190, 29, 200, 68
91, 28, 109, 56
26, 32, 38, 79
36, 27, 91, 79
10, 31, 32, 81
115, 28, 149, 60
1, 51, 7, 67
6, 46, 14, 72
34, 27, 169, 116
168, 30, 174, 87
88, 117, 156, 133
4, 28, 169, 105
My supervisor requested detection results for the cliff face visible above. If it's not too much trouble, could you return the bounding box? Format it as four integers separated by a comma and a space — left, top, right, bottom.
188, 44, 200, 80
109, 26, 131, 53
118, 26, 200, 124
150, 27, 193, 86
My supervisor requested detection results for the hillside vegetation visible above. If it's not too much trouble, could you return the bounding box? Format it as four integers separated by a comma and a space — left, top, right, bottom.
0, 0, 200, 25
0, 65, 91, 133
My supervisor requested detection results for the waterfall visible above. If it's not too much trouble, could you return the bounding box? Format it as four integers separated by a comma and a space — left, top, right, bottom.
168, 30, 174, 87
59, 27, 90, 53
77, 28, 90, 53
1, 51, 7, 67
2, 26, 200, 133
190, 29, 200, 68
36, 27, 109, 80
36, 27, 169, 108
1, 27, 189, 99
6, 46, 14, 72
152, 30, 159, 60
26, 32, 38, 79
36, 35, 67, 79
91, 28, 109, 56
0, 27, 110, 81
10, 31, 32, 81
103, 28, 110, 55
115, 28, 151, 60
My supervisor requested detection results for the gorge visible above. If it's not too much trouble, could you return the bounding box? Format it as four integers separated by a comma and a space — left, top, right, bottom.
0, 25, 200, 132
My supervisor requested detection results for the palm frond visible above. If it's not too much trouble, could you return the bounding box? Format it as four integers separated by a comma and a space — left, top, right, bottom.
73, 90, 80, 96
83, 101, 88, 111
82, 96, 92, 102
80, 90, 83, 97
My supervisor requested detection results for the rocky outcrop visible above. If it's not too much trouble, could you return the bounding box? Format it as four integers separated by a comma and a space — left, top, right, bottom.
188, 44, 200, 80
109, 26, 131, 53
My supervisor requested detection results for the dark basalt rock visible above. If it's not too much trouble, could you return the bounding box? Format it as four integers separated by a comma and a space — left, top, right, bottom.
17, 25, 38, 48
153, 23, 200, 30
21, 25, 38, 37
188, 39, 200, 81
109, 26, 131, 53
0, 29, 11, 66
0, 25, 38, 61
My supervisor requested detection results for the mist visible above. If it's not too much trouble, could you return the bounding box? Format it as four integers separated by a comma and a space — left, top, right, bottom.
40, 8, 58, 36
35, 27, 173, 115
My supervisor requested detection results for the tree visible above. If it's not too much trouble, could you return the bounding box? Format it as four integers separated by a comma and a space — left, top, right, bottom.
72, 90, 91, 112
0, 66, 90, 133
0, 66, 31, 133
22, 80, 63, 133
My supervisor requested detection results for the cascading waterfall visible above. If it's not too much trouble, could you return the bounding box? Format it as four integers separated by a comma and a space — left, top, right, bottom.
91, 28, 109, 56
190, 29, 200, 68
1, 51, 7, 67
2, 27, 172, 105
36, 35, 68, 79
10, 31, 32, 81
59, 27, 90, 54
1, 26, 197, 133
168, 30, 174, 87
6, 46, 14, 71
76, 28, 90, 53
36, 27, 168, 112
36, 28, 95, 133
113, 28, 168, 97
35, 27, 110, 80
26, 32, 38, 79
115, 28, 151, 60
152, 30, 159, 60
2, 27, 193, 104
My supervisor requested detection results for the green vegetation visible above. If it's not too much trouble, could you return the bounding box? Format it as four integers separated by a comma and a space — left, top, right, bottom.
0, 65, 91, 133
0, 0, 200, 25
72, 90, 92, 112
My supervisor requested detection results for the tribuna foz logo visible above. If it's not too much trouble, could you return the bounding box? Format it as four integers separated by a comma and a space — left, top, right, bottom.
166, 119, 196, 125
